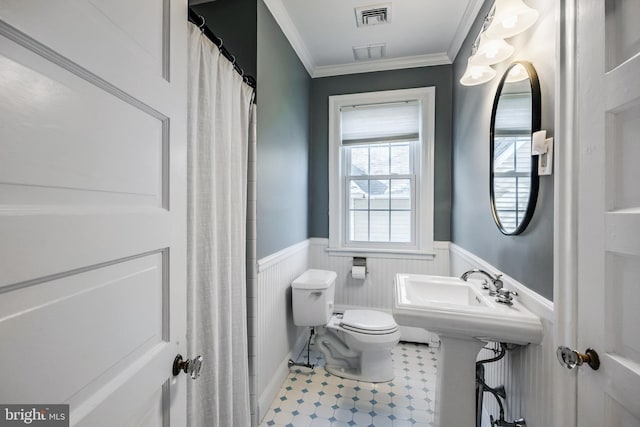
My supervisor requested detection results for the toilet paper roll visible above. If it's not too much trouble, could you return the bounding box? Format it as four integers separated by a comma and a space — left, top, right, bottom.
352, 266, 366, 280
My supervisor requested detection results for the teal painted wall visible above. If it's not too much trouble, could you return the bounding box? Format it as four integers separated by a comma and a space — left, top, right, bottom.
256, 1, 311, 258
452, 0, 556, 300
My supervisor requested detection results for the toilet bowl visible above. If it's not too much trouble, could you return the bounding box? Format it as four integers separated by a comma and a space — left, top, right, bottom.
291, 269, 401, 383
318, 310, 400, 382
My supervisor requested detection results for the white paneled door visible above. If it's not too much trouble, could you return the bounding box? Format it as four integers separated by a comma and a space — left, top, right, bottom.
0, 1, 188, 425
576, 0, 640, 425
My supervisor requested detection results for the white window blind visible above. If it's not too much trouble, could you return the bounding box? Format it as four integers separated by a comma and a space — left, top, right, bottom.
340, 101, 420, 145
494, 93, 531, 134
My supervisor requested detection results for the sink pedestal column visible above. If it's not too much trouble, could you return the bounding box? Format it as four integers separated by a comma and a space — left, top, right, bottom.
435, 335, 486, 427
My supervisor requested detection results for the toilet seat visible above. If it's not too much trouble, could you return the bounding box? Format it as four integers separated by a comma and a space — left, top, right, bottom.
337, 310, 399, 335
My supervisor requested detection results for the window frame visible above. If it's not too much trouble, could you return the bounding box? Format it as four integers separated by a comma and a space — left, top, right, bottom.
328, 87, 435, 256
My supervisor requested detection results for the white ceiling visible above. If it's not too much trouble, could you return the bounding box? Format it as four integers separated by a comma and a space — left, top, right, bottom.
263, 0, 486, 78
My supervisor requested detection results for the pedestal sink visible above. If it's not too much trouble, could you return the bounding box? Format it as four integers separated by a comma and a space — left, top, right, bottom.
392, 274, 543, 427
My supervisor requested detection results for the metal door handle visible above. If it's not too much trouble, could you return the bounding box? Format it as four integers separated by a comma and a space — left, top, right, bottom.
173, 354, 204, 379
556, 346, 600, 370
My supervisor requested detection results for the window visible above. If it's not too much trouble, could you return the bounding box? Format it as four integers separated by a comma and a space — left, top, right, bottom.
328, 87, 435, 255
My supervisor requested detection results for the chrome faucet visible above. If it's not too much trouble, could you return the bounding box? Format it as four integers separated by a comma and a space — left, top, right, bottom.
460, 269, 504, 295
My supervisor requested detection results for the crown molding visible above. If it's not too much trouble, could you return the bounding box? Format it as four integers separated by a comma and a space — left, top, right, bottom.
262, 0, 315, 77
264, 0, 481, 78
447, 0, 486, 62
312, 53, 451, 78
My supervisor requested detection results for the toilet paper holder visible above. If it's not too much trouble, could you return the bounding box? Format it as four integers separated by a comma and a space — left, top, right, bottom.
353, 257, 367, 269
351, 258, 367, 280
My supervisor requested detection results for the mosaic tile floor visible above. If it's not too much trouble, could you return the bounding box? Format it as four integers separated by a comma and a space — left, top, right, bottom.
259, 341, 438, 427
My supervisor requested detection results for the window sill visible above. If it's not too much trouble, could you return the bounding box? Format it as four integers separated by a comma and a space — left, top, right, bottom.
324, 246, 436, 260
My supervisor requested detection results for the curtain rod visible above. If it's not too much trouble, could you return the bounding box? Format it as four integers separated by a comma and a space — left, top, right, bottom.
188, 8, 257, 90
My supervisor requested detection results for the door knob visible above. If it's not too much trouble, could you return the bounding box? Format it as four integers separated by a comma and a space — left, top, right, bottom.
556, 346, 600, 370
173, 354, 204, 379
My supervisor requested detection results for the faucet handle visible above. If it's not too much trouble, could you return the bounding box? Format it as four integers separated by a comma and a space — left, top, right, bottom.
495, 288, 518, 305
497, 288, 517, 297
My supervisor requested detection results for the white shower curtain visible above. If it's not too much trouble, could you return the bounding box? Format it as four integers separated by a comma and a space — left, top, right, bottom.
187, 23, 255, 427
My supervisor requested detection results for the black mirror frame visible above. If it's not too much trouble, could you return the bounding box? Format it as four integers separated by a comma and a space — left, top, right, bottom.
489, 61, 541, 235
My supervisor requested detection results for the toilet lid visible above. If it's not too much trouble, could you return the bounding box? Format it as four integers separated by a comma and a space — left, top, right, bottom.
340, 310, 398, 333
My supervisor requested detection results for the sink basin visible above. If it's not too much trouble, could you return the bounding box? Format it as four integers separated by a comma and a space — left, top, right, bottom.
394, 273, 543, 345
393, 273, 543, 427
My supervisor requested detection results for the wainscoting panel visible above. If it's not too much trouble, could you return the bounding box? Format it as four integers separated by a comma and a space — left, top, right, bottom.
253, 240, 554, 426
254, 240, 310, 422
450, 244, 554, 427
309, 238, 450, 311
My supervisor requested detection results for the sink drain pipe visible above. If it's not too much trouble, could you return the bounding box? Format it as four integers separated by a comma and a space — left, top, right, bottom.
475, 343, 527, 427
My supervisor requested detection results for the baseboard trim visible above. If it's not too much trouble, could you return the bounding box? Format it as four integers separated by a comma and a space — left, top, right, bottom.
257, 330, 309, 423
257, 354, 288, 422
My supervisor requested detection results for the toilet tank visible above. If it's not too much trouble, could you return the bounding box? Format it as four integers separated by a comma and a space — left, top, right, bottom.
291, 269, 337, 326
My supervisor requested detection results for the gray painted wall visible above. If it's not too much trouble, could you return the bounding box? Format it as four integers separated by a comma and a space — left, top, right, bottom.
256, 1, 311, 258
452, 0, 555, 300
309, 67, 453, 241
192, 0, 257, 78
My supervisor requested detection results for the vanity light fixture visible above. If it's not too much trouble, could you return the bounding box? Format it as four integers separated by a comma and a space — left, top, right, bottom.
485, 0, 539, 39
471, 33, 514, 66
458, 0, 537, 87
460, 56, 497, 86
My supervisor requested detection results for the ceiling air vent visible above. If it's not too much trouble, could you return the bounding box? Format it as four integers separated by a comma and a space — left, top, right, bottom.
353, 43, 387, 60
355, 4, 392, 27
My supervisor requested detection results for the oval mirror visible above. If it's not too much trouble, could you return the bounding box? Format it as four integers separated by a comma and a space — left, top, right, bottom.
490, 61, 541, 235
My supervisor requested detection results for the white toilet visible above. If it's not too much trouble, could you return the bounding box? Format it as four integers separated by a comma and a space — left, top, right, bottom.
291, 269, 400, 382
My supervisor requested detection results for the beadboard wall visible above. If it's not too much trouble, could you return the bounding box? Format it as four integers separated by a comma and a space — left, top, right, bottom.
450, 243, 555, 427
254, 240, 310, 422
308, 238, 451, 311
253, 239, 555, 426
254, 238, 450, 422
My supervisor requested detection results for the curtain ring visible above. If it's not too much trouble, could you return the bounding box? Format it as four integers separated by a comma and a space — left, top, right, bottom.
231, 55, 236, 66
197, 15, 206, 30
